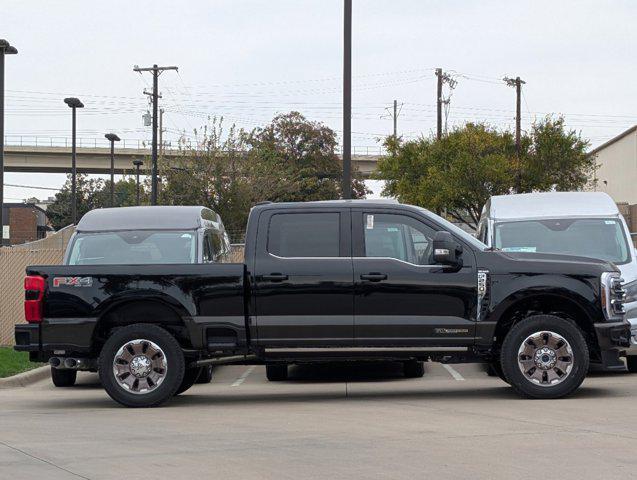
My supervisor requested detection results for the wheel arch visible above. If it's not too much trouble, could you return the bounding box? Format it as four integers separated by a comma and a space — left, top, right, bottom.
93, 298, 192, 351
492, 293, 598, 356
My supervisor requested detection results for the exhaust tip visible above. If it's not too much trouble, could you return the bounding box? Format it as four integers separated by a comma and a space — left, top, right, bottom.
63, 358, 77, 369
49, 357, 61, 368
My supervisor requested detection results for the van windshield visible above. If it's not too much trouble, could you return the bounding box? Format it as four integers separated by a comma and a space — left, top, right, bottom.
68, 230, 197, 265
494, 218, 630, 264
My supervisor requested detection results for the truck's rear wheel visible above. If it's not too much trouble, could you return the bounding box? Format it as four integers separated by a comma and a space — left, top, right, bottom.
501, 315, 589, 399
403, 360, 425, 378
98, 324, 185, 407
51, 367, 77, 387
266, 364, 288, 381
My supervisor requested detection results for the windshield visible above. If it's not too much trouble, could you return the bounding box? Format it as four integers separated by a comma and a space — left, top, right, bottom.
494, 218, 630, 264
68, 230, 197, 265
414, 206, 486, 250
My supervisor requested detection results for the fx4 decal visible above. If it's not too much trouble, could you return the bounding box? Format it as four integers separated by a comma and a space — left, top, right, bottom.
53, 277, 93, 288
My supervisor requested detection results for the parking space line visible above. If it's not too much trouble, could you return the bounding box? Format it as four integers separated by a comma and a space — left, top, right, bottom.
231, 366, 256, 387
441, 364, 465, 381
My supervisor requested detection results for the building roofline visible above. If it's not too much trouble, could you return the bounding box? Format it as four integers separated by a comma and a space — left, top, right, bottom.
589, 125, 637, 156
2, 202, 48, 215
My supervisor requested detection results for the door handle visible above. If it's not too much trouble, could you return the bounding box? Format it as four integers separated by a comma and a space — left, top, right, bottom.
360, 273, 388, 282
261, 273, 289, 282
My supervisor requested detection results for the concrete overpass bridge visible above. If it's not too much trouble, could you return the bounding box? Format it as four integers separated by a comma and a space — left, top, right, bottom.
3, 137, 384, 177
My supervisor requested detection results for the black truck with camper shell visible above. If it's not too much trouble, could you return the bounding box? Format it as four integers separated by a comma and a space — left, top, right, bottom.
46, 206, 230, 388
15, 201, 631, 407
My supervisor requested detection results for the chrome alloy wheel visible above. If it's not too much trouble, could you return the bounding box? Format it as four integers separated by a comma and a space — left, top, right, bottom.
517, 331, 574, 387
112, 339, 168, 395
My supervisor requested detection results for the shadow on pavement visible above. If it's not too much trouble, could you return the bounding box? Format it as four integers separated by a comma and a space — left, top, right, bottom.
287, 361, 407, 383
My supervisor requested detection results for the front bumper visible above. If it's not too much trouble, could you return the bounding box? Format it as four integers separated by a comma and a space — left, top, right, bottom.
623, 300, 637, 354
594, 320, 632, 369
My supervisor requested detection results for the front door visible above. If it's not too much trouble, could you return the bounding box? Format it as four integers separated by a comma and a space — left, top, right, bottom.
352, 209, 477, 346
254, 208, 354, 347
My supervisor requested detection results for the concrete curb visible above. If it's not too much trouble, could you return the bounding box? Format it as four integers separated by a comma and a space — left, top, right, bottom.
0, 365, 50, 389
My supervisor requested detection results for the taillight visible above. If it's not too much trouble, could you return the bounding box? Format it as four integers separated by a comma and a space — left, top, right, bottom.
24, 275, 46, 323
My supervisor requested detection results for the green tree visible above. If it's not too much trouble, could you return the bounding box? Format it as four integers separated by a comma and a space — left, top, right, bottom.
159, 120, 255, 241
376, 117, 593, 228
160, 113, 369, 241
46, 175, 144, 230
245, 112, 368, 201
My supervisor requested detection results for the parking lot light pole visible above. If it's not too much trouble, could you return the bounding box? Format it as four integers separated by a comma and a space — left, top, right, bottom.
105, 133, 121, 207
64, 97, 84, 224
133, 159, 143, 206
0, 40, 18, 246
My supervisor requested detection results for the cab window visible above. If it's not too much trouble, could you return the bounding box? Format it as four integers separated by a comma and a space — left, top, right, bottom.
363, 213, 436, 265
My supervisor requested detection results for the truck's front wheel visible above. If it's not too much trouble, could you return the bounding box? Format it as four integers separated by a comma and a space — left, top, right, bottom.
501, 315, 589, 399
98, 324, 185, 407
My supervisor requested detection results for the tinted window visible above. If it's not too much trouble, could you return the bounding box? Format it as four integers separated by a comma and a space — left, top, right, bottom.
268, 213, 340, 257
494, 218, 630, 264
364, 213, 435, 265
68, 230, 197, 265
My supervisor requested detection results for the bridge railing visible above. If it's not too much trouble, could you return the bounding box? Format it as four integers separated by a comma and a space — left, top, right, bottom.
3, 135, 386, 156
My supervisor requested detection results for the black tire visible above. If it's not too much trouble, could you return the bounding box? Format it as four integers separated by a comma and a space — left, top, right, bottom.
403, 360, 425, 378
195, 365, 214, 384
266, 364, 288, 381
175, 367, 201, 395
98, 324, 185, 408
627, 356, 637, 373
51, 367, 77, 387
501, 315, 589, 399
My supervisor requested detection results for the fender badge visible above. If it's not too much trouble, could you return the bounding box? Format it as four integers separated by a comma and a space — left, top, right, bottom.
53, 277, 92, 287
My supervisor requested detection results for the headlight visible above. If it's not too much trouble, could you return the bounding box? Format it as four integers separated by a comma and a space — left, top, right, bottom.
601, 272, 625, 320
624, 279, 637, 303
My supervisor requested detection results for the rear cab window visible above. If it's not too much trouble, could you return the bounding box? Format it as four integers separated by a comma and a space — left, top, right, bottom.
268, 212, 340, 257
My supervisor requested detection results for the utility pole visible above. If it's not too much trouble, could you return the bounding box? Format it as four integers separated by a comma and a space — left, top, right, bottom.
393, 100, 398, 138
159, 108, 164, 158
0, 39, 17, 247
504, 76, 526, 191
133, 64, 178, 205
342, 0, 352, 199
435, 68, 443, 140
382, 100, 403, 138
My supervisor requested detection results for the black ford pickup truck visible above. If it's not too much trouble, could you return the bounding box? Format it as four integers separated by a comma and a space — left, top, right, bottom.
15, 201, 631, 407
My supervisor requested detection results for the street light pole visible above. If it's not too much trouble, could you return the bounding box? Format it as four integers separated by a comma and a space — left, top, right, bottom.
64, 97, 84, 224
133, 160, 143, 206
0, 39, 18, 246
105, 133, 121, 207
342, 0, 352, 199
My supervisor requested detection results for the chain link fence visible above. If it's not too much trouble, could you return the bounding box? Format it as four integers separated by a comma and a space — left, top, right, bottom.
0, 226, 75, 346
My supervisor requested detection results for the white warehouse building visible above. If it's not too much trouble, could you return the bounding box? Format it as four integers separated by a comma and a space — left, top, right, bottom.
591, 125, 637, 204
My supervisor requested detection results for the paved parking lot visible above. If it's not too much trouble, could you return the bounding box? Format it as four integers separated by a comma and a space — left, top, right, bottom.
1, 362, 637, 480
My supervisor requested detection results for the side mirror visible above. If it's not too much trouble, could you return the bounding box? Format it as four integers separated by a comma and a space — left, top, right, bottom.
433, 231, 463, 268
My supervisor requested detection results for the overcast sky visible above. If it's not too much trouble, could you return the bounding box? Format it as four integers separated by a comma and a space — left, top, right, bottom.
3, 0, 636, 202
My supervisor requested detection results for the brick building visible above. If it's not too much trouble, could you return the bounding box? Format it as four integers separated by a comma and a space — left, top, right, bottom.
1, 203, 51, 246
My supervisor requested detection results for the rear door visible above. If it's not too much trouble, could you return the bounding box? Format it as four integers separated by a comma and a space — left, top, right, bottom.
253, 207, 354, 347
352, 208, 477, 346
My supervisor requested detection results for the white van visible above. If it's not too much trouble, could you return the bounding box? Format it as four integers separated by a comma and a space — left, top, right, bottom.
477, 192, 637, 371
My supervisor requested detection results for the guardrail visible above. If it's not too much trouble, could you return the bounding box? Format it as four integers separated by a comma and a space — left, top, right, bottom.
3, 136, 386, 155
